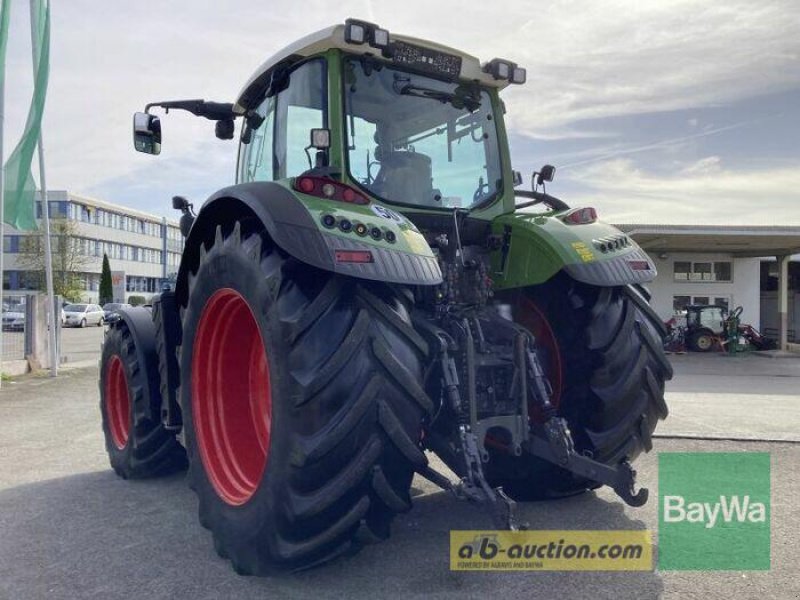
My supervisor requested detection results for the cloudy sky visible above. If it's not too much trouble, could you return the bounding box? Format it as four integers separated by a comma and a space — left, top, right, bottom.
3, 0, 799, 224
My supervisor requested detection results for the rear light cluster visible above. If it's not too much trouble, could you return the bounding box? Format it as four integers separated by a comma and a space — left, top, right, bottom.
561, 207, 598, 225
320, 214, 397, 244
594, 235, 631, 253
293, 176, 369, 205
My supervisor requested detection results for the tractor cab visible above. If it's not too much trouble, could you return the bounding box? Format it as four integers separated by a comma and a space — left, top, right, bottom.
685, 304, 727, 351
686, 304, 727, 335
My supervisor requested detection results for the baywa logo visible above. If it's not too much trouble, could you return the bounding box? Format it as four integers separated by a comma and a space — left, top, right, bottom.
658, 452, 770, 570
663, 494, 767, 529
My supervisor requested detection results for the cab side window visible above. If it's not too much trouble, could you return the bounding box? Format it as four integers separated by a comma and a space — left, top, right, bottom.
274, 59, 327, 179
239, 59, 326, 183
241, 96, 276, 183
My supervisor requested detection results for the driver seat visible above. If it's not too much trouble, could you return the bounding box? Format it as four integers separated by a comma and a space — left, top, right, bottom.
373, 148, 438, 205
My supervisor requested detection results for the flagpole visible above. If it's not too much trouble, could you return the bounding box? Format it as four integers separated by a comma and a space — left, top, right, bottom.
0, 10, 6, 390
30, 0, 57, 376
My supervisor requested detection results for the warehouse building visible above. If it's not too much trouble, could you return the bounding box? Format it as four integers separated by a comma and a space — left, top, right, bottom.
1, 190, 183, 303
618, 224, 800, 350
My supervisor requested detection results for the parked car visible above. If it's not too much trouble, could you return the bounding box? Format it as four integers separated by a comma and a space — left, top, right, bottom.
102, 302, 130, 319
1, 310, 25, 332
101, 302, 130, 325
63, 303, 105, 328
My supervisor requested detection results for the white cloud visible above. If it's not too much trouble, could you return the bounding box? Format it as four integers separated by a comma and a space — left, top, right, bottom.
500, 0, 800, 137
564, 157, 800, 225
1, 0, 799, 210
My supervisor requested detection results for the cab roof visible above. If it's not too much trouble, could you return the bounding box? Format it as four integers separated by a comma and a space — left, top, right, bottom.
234, 24, 510, 113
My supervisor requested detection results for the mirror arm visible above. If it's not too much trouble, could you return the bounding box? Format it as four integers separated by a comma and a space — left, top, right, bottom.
513, 190, 570, 212
145, 99, 236, 122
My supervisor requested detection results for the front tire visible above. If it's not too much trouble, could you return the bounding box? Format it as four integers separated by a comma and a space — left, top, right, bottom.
487, 276, 672, 499
80, 318, 87, 328
688, 331, 714, 352
179, 222, 432, 574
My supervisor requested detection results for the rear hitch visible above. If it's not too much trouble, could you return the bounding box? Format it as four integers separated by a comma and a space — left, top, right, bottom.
525, 435, 649, 507
415, 462, 527, 531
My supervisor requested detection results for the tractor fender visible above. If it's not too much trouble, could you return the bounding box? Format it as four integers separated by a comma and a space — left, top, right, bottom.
108, 306, 162, 423
175, 181, 442, 306
489, 212, 657, 289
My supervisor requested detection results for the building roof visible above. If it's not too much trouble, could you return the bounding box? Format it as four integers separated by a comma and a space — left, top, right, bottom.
617, 224, 800, 258
66, 190, 178, 227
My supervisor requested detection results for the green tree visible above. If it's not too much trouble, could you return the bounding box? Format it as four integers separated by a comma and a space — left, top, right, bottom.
16, 218, 91, 301
99, 253, 113, 305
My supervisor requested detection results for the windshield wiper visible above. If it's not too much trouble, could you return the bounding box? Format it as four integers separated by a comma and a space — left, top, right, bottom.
396, 83, 481, 112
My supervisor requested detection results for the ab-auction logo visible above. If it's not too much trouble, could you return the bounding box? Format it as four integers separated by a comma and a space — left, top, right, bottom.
450, 530, 652, 571
658, 452, 770, 570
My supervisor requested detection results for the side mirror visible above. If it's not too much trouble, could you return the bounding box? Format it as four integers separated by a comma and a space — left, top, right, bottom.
215, 119, 235, 140
133, 112, 161, 155
534, 164, 556, 186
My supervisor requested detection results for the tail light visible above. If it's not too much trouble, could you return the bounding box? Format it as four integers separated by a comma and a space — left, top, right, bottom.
293, 176, 369, 205
562, 207, 597, 225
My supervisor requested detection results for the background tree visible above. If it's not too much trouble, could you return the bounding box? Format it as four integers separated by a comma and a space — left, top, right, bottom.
17, 218, 93, 302
99, 253, 113, 305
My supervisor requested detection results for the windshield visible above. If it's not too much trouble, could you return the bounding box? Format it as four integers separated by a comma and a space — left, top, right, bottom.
65, 304, 87, 312
343, 58, 503, 210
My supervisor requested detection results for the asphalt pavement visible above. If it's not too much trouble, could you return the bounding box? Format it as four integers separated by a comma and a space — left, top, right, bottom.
0, 355, 798, 600
59, 325, 105, 366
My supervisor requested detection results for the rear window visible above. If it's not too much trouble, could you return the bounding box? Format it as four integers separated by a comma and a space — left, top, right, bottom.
65, 304, 87, 311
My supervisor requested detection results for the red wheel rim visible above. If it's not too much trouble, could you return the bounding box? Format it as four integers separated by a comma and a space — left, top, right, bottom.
105, 355, 131, 450
514, 297, 563, 423
192, 288, 272, 506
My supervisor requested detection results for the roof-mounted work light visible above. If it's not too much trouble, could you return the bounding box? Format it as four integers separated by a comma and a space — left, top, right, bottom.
345, 18, 390, 50
484, 58, 527, 84
372, 27, 390, 48
344, 20, 367, 44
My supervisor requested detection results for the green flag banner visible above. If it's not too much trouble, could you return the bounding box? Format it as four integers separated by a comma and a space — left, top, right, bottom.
2, 0, 50, 231
0, 2, 11, 90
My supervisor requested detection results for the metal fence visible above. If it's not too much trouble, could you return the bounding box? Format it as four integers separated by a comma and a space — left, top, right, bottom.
1, 294, 28, 361
1, 293, 62, 367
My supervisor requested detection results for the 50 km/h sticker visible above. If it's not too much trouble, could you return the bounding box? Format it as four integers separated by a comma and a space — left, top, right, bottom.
571, 241, 596, 263
450, 530, 652, 571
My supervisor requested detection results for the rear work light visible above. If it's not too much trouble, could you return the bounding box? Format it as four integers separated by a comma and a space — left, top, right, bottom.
562, 207, 598, 225
293, 176, 370, 205
484, 58, 527, 85
344, 18, 390, 50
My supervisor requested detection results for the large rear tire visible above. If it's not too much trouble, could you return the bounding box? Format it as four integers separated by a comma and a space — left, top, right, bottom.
179, 221, 432, 574
487, 276, 672, 499
99, 320, 187, 478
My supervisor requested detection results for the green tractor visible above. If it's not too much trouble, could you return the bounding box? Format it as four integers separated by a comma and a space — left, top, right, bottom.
100, 19, 671, 574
